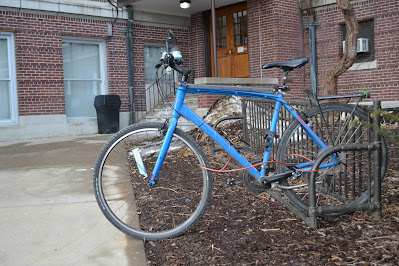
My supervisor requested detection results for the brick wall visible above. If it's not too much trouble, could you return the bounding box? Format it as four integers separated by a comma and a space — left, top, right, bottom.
247, 0, 306, 100
0, 9, 131, 115
302, 0, 399, 101
189, 12, 222, 109
188, 12, 206, 80
0, 8, 190, 116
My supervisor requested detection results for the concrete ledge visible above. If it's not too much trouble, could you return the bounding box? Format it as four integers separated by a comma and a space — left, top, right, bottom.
194, 77, 278, 85
0, 0, 190, 28
301, 0, 366, 10
0, 112, 130, 142
348, 60, 377, 71
3, 0, 120, 18
360, 101, 399, 110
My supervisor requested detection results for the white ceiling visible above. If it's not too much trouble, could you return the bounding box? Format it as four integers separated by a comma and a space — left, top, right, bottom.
131, 0, 246, 17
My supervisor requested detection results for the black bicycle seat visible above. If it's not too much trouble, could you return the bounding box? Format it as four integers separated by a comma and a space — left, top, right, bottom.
262, 58, 308, 72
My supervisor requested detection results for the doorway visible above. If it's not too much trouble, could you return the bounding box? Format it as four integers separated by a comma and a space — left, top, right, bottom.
210, 2, 249, 78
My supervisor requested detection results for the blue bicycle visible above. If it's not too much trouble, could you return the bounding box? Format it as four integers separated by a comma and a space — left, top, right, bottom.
94, 31, 387, 240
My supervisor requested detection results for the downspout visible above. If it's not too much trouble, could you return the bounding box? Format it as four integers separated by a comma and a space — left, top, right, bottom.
125, 5, 135, 124
305, 0, 320, 96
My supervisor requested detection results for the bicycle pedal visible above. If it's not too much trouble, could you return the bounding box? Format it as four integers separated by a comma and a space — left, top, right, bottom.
225, 177, 243, 187
260, 171, 294, 184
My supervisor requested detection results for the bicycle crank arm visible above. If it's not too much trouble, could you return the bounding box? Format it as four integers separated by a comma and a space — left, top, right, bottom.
259, 171, 294, 184
271, 181, 323, 190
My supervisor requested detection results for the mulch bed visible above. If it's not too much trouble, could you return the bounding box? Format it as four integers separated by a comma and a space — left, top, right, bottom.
144, 126, 399, 265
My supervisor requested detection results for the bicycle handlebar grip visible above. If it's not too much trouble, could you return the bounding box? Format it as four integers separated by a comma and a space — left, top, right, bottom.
173, 63, 191, 82
173, 63, 184, 74
359, 90, 371, 98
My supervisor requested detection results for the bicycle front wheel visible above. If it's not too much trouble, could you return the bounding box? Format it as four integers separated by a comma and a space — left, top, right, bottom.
276, 103, 387, 213
93, 122, 212, 240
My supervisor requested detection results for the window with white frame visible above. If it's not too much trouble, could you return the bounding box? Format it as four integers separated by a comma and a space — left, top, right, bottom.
0, 32, 18, 126
62, 38, 107, 121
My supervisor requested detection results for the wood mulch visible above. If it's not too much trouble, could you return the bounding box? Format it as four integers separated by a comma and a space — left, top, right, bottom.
144, 125, 399, 265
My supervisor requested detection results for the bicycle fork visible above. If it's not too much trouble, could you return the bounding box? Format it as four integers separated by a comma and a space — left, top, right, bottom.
148, 89, 185, 186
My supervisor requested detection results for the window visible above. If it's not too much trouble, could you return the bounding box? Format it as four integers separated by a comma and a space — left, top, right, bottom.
216, 16, 227, 49
144, 44, 177, 112
233, 10, 248, 47
0, 32, 17, 126
62, 38, 107, 121
342, 19, 375, 63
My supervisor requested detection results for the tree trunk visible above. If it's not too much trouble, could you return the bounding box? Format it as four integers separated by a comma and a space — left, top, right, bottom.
322, 0, 358, 96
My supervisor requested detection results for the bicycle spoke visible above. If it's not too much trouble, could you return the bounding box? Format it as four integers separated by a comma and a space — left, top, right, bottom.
94, 123, 212, 240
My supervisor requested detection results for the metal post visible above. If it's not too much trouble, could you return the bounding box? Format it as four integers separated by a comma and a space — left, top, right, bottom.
371, 100, 382, 218
242, 100, 249, 144
126, 5, 135, 124
308, 22, 320, 96
211, 0, 218, 77
309, 148, 318, 227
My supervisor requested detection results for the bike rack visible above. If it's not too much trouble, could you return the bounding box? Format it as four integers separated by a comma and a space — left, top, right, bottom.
210, 98, 384, 228
267, 100, 383, 227
306, 100, 383, 227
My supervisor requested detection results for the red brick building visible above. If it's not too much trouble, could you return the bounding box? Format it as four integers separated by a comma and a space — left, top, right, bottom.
0, 0, 398, 141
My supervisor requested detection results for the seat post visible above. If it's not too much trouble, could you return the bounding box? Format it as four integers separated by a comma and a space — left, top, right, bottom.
280, 70, 290, 87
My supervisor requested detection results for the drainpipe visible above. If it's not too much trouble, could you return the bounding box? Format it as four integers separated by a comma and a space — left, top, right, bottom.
211, 0, 218, 77
125, 5, 135, 124
305, 0, 320, 96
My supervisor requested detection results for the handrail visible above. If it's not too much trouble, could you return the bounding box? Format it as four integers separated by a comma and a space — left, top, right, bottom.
135, 71, 176, 122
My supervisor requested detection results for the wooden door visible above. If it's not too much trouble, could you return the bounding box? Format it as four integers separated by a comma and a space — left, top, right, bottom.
211, 3, 249, 78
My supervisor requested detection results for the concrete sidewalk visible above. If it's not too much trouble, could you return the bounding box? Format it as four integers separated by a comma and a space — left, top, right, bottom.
0, 134, 146, 265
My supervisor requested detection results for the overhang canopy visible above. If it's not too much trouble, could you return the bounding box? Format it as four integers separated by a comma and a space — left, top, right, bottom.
123, 0, 245, 17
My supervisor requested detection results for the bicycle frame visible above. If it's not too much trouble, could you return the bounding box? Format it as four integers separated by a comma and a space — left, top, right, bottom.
148, 83, 332, 186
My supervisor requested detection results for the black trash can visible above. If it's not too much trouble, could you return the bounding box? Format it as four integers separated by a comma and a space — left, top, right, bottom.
94, 95, 121, 134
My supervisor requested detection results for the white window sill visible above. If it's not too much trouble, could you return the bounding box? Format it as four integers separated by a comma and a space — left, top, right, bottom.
0, 118, 18, 127
0, 122, 18, 127
348, 60, 377, 71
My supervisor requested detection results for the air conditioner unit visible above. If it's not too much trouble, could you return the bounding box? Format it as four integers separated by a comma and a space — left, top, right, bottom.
343, 38, 370, 53
357, 38, 369, 52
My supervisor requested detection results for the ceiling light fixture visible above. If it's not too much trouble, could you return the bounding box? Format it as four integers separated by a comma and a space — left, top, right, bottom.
180, 0, 191, 9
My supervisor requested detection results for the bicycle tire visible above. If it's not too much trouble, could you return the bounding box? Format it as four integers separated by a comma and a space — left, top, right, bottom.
93, 122, 212, 240
276, 103, 387, 213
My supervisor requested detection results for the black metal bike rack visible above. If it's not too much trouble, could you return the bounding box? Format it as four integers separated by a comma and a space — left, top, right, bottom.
210, 98, 384, 228
304, 100, 383, 227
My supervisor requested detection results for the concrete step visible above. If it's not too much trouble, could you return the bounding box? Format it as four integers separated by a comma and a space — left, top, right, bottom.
140, 116, 196, 132
139, 94, 200, 131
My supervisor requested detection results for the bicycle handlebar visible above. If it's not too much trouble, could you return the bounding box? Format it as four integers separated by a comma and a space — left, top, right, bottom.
172, 61, 191, 82
158, 52, 191, 82
157, 30, 191, 82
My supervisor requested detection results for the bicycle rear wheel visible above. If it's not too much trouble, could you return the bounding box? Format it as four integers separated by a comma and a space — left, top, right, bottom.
276, 103, 387, 213
93, 122, 212, 240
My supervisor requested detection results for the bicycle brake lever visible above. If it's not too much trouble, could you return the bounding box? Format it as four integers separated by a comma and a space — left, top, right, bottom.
155, 62, 163, 69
